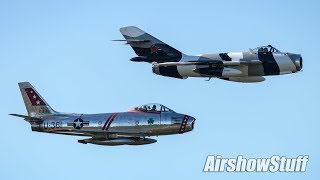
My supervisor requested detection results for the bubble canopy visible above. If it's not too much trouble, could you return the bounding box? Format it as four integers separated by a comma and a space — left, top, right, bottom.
252, 45, 281, 53
130, 103, 175, 113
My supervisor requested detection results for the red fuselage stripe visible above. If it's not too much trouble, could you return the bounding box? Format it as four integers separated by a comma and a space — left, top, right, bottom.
105, 113, 118, 131
102, 113, 115, 130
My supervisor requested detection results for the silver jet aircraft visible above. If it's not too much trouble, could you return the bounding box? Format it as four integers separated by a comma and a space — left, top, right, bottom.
10, 82, 196, 146
117, 26, 303, 82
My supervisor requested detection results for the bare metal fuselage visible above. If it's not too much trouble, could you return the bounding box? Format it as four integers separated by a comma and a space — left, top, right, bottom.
31, 111, 195, 138
12, 82, 196, 146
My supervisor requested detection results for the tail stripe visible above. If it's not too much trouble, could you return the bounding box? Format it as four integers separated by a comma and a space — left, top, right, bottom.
18, 82, 56, 115
24, 88, 46, 106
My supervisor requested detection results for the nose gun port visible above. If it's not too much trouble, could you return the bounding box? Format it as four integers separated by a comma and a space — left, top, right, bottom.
189, 117, 196, 130
293, 55, 303, 71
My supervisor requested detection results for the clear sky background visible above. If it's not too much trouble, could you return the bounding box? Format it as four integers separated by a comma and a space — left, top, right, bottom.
0, 0, 319, 179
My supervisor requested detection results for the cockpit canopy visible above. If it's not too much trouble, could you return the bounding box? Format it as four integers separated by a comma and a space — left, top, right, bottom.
252, 45, 281, 53
131, 103, 175, 113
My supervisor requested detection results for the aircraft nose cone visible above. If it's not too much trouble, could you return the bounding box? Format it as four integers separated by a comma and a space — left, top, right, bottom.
188, 116, 196, 130
172, 114, 196, 133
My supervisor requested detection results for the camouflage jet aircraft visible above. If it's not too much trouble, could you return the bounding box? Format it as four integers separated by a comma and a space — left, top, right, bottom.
117, 26, 303, 82
10, 82, 196, 146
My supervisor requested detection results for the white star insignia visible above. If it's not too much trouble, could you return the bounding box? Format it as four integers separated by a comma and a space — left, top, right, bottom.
30, 90, 33, 93
36, 100, 40, 105
33, 95, 36, 99
74, 120, 82, 128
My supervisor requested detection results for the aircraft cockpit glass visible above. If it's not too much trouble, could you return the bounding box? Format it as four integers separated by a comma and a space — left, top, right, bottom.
133, 103, 175, 113
252, 45, 281, 53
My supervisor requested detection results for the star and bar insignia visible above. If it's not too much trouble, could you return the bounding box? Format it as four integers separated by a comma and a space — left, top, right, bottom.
67, 118, 89, 129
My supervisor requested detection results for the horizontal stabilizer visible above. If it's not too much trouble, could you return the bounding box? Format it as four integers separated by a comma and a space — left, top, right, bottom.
112, 39, 150, 43
9, 113, 43, 122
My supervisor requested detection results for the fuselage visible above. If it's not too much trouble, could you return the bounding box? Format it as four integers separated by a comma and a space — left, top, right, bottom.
184, 52, 301, 77
119, 27, 302, 83
152, 50, 302, 81
31, 111, 195, 137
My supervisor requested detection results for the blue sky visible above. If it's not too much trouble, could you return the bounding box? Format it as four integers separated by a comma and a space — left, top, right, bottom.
0, 0, 319, 179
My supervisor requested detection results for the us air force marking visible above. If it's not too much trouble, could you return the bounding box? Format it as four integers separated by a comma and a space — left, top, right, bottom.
67, 118, 89, 130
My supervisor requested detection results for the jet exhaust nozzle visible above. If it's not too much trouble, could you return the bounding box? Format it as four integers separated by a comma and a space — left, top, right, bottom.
152, 63, 160, 75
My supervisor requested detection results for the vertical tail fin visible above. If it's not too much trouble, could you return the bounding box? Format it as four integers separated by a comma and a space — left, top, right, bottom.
18, 82, 56, 116
119, 26, 183, 62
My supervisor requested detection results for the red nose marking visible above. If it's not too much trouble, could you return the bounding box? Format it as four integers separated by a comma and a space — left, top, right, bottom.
179, 115, 190, 134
